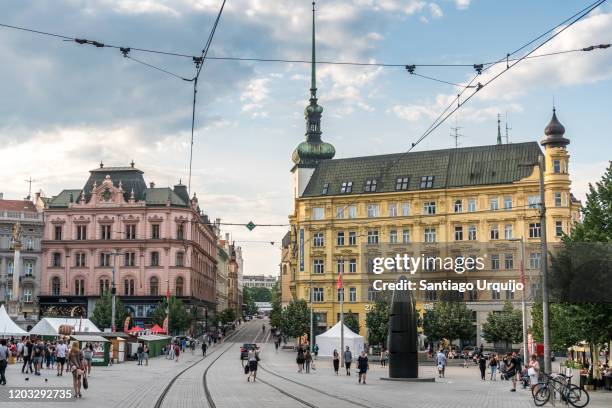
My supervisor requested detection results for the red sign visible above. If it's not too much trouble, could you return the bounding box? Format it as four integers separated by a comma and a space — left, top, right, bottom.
123, 316, 131, 333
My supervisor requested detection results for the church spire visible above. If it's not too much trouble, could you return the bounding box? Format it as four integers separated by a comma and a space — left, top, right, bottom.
497, 113, 502, 145
310, 1, 317, 100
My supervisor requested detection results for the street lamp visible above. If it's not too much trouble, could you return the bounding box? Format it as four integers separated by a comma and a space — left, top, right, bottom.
110, 250, 120, 332
509, 237, 528, 365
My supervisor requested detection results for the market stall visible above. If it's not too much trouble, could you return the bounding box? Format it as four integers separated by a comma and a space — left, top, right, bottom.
137, 334, 172, 358
70, 334, 109, 366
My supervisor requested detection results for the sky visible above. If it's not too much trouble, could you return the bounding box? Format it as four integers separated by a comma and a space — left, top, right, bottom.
1, 0, 611, 277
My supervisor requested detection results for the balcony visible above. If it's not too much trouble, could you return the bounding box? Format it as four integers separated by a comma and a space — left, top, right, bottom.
0, 211, 43, 222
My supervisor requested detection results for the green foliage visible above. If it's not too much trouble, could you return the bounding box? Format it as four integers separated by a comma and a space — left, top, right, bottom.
244, 286, 272, 302
482, 301, 522, 351
218, 308, 237, 325
365, 298, 390, 346
90, 290, 128, 330
151, 296, 192, 335
242, 287, 259, 316
422, 301, 475, 344
344, 310, 360, 334
280, 299, 309, 343
269, 284, 283, 329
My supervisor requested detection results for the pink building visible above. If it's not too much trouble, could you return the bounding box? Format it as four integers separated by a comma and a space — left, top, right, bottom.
39, 162, 217, 332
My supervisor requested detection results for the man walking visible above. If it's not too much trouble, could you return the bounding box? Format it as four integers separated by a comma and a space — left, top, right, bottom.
0, 339, 8, 385
201, 342, 207, 357
56, 340, 67, 376
436, 349, 447, 378
344, 347, 353, 376
507, 352, 520, 392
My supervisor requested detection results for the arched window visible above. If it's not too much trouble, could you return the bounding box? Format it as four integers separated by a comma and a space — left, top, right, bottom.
124, 278, 135, 296
52, 277, 61, 296
75, 279, 85, 296
176, 277, 184, 297
99, 278, 109, 294
176, 252, 184, 267
150, 277, 159, 296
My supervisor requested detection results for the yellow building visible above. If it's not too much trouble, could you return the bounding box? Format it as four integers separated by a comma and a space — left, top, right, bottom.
284, 4, 580, 344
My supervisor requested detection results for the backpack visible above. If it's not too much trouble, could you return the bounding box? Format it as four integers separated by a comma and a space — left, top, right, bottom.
244, 364, 250, 374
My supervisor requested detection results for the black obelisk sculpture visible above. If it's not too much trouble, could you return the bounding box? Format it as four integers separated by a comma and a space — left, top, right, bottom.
388, 275, 418, 378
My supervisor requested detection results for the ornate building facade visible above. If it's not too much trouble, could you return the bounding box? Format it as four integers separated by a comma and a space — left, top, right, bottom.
39, 163, 217, 331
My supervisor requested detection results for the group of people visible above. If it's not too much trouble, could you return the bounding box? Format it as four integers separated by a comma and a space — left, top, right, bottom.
300, 345, 369, 384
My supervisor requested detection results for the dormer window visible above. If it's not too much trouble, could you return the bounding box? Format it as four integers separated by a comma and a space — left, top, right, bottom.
553, 160, 561, 173
364, 179, 377, 192
396, 177, 409, 190
340, 181, 353, 194
310, 124, 317, 132
322, 183, 330, 195
420, 175, 434, 189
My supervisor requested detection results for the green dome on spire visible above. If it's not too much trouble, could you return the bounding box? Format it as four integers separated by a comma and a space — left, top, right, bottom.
292, 140, 336, 165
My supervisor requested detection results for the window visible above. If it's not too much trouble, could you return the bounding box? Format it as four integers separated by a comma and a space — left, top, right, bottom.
468, 225, 477, 241
504, 224, 513, 240
322, 183, 330, 195
313, 233, 325, 247
348, 205, 357, 218
506, 289, 514, 300
529, 252, 541, 269
490, 224, 499, 240
150, 277, 159, 296
367, 203, 380, 218
312, 207, 324, 220
504, 254, 514, 270
99, 279, 109, 294
554, 192, 562, 207
425, 290, 437, 301
490, 197, 499, 211
340, 181, 353, 194
176, 277, 184, 297
26, 237, 33, 250
24, 261, 33, 276
336, 259, 345, 274
367, 230, 379, 244
177, 224, 184, 240
528, 195, 541, 209
349, 287, 357, 302
348, 232, 357, 246
390, 230, 398, 243
23, 287, 32, 303
74, 279, 85, 296
424, 227, 436, 243
313, 288, 324, 302
176, 251, 184, 266
529, 223, 541, 238
504, 196, 513, 209
492, 290, 501, 300
336, 206, 345, 219
468, 198, 477, 212
396, 177, 409, 190
337, 288, 344, 302
54, 225, 62, 240
100, 252, 111, 267
402, 229, 411, 243
52, 252, 62, 267
337, 232, 345, 246
151, 251, 160, 266
124, 279, 134, 296
420, 175, 434, 189
101, 224, 111, 240
6, 260, 15, 277
553, 160, 561, 173
401, 202, 410, 216
454, 199, 463, 213
364, 179, 377, 192
124, 252, 135, 267
423, 201, 436, 215
454, 226, 463, 241
349, 259, 357, 273
126, 224, 137, 239
491, 254, 500, 270
555, 221, 563, 237
388, 203, 398, 217
52, 277, 61, 296
151, 224, 160, 239
313, 259, 324, 274
76, 225, 87, 240
368, 287, 377, 301
75, 253, 86, 267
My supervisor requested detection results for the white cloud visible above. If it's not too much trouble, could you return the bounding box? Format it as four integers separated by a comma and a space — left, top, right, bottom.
429, 3, 443, 19
454, 0, 470, 10
240, 78, 270, 112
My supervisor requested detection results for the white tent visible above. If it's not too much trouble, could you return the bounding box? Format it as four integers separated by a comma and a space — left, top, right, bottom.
0, 304, 27, 337
315, 321, 364, 357
29, 317, 101, 336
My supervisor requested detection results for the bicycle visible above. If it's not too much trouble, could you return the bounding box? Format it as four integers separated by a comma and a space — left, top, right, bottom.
532, 372, 590, 407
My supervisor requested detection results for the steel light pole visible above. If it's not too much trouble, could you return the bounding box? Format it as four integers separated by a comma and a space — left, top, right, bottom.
110, 250, 119, 332
510, 237, 528, 365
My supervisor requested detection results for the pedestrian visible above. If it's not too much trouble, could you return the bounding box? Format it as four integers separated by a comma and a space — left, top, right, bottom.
44, 342, 51, 369
479, 354, 487, 380
296, 347, 305, 373
344, 346, 353, 376
108, 342, 114, 366
489, 353, 498, 380
68, 341, 84, 398
357, 351, 369, 384
527, 354, 540, 391
82, 343, 93, 375
247, 347, 258, 382
462, 351, 469, 368
436, 349, 447, 378
333, 349, 340, 375
201, 342, 207, 357
137, 343, 144, 365
143, 344, 149, 366
56, 339, 67, 376
312, 343, 319, 360
174, 343, 180, 363
49, 342, 56, 369
507, 352, 520, 392
304, 349, 312, 374
32, 340, 44, 376
380, 347, 387, 367
16, 340, 23, 363
0, 339, 8, 385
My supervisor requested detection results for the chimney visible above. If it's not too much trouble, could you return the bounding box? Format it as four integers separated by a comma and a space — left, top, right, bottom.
149, 182, 155, 188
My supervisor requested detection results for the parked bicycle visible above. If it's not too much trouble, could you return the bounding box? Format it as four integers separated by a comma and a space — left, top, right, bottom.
532, 372, 589, 407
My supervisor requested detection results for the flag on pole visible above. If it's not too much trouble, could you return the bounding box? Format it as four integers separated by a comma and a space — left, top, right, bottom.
337, 269, 343, 289
520, 260, 526, 285
166, 285, 171, 302
162, 317, 169, 334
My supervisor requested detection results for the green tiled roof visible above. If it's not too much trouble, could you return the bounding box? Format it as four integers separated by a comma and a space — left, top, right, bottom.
48, 190, 82, 208
84, 167, 147, 202
144, 188, 189, 207
301, 142, 541, 197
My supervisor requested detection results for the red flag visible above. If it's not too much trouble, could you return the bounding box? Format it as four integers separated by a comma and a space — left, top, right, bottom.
337, 270, 343, 290
162, 317, 169, 334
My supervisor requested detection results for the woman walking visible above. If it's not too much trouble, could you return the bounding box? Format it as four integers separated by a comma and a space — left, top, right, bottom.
527, 354, 540, 391
304, 349, 312, 374
332, 349, 340, 375
143, 344, 149, 366
380, 348, 388, 367
68, 341, 84, 398
296, 347, 305, 373
247, 347, 258, 382
82, 343, 93, 376
357, 351, 369, 384
21, 340, 32, 374
489, 353, 498, 380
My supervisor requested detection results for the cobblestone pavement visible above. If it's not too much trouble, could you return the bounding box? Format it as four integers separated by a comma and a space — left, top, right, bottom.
1, 319, 610, 408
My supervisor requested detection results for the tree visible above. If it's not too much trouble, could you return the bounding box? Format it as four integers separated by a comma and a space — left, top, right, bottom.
280, 299, 309, 344
90, 290, 128, 330
482, 301, 522, 352
344, 310, 360, 334
151, 296, 192, 335
218, 308, 237, 325
422, 300, 475, 346
244, 286, 272, 302
242, 287, 259, 316
366, 297, 390, 347
269, 284, 283, 329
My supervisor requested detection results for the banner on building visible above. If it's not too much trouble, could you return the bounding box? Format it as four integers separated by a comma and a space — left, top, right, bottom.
299, 228, 304, 271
